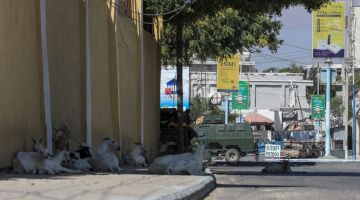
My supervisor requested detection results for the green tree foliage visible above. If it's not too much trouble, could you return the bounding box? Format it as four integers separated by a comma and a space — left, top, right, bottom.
278, 63, 304, 73
330, 96, 344, 118
146, 0, 332, 151
263, 67, 278, 73
146, 0, 331, 65
189, 96, 209, 122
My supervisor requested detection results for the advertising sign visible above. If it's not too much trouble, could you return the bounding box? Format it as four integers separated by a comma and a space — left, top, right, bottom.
160, 67, 190, 110
265, 144, 281, 158
217, 55, 240, 92
312, 2, 345, 58
311, 95, 325, 119
232, 81, 249, 110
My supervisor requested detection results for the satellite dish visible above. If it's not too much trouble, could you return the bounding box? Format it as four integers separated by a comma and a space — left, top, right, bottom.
211, 92, 222, 105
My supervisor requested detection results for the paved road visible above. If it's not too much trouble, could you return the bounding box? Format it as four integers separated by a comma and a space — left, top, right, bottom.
205, 162, 360, 200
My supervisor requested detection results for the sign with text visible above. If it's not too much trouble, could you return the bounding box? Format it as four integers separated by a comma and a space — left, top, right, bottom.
217, 55, 240, 92
311, 95, 325, 119
232, 81, 249, 110
312, 2, 345, 58
265, 144, 281, 158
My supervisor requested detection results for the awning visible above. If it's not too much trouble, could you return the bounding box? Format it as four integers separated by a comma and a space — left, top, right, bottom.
244, 113, 274, 125
166, 78, 176, 87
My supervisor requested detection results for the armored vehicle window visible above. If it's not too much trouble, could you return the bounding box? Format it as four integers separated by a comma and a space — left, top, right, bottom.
204, 118, 212, 124
215, 117, 223, 123
197, 129, 206, 137
237, 125, 245, 131
218, 125, 225, 132
228, 126, 235, 131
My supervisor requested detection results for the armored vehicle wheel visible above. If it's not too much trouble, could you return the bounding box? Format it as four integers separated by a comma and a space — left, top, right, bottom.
225, 148, 240, 162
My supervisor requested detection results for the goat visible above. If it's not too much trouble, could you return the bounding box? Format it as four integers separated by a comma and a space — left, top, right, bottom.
53, 123, 71, 153
12, 143, 48, 174
39, 150, 80, 175
262, 160, 292, 173
89, 138, 123, 172
69, 152, 92, 171
31, 138, 44, 152
127, 143, 147, 167
148, 144, 207, 175
75, 143, 92, 159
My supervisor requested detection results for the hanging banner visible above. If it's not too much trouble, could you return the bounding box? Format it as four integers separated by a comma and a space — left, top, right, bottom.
232, 81, 249, 110
217, 55, 240, 92
311, 95, 325, 119
312, 2, 345, 58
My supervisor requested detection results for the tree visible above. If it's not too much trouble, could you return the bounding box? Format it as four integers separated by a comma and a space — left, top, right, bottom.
278, 63, 304, 73
263, 67, 278, 73
331, 96, 344, 119
146, 0, 332, 152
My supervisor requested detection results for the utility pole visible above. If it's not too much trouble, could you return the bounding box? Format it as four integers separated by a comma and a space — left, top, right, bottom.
350, 0, 357, 160
325, 58, 332, 157
344, 60, 349, 159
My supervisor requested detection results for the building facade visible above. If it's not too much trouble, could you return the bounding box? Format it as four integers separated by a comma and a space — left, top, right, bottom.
0, 0, 161, 168
189, 64, 313, 130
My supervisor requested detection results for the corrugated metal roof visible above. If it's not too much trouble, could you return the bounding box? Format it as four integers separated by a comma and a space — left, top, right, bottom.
244, 113, 274, 125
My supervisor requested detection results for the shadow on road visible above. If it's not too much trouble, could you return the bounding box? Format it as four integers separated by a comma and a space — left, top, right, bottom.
211, 170, 360, 177
217, 183, 308, 188
209, 161, 317, 167
0, 167, 149, 180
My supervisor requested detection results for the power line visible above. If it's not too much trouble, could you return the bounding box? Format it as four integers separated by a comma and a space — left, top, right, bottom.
283, 43, 312, 51
107, 0, 187, 25
107, 0, 186, 16
257, 52, 309, 64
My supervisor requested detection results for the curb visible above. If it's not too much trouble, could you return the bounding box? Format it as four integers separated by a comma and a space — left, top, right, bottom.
183, 175, 216, 200
264, 159, 360, 163
152, 175, 216, 200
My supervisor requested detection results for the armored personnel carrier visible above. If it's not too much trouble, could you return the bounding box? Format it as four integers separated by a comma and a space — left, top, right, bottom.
193, 114, 256, 162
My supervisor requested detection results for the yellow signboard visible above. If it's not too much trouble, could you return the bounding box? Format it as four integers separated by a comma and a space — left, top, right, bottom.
312, 2, 345, 58
217, 55, 240, 92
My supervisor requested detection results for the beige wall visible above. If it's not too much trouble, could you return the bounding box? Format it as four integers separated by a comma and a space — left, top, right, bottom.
46, 0, 86, 150
143, 31, 161, 160
89, 0, 118, 148
0, 0, 161, 168
0, 1, 44, 167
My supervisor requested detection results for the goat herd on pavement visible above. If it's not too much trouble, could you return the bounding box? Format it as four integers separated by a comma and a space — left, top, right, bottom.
10, 124, 210, 176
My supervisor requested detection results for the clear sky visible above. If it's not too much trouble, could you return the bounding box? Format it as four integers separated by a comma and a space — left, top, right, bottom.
253, 1, 350, 72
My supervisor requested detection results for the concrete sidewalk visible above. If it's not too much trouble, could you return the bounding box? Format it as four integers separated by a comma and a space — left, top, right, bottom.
0, 172, 215, 200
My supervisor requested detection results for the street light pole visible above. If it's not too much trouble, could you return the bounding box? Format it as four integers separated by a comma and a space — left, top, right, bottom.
349, 0, 357, 160
325, 58, 332, 157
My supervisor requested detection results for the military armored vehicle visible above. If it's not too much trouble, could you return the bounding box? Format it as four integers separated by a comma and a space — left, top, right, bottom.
193, 114, 256, 162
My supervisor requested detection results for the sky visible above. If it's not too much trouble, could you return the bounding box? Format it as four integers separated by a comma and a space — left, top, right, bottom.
252, 0, 352, 72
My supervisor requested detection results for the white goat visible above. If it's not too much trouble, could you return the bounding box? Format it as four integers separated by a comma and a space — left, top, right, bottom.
40, 150, 80, 175
70, 152, 92, 171
12, 139, 48, 174
12, 150, 48, 174
128, 143, 147, 167
89, 138, 123, 172
148, 144, 207, 175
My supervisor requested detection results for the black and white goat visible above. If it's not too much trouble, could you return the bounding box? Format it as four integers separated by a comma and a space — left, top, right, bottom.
40, 150, 80, 174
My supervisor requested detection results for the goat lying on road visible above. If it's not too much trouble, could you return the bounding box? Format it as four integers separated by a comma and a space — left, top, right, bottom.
148, 144, 207, 175
127, 143, 147, 167
89, 138, 123, 172
40, 150, 80, 175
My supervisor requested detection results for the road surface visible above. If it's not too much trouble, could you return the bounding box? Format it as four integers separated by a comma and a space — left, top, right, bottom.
205, 162, 360, 200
